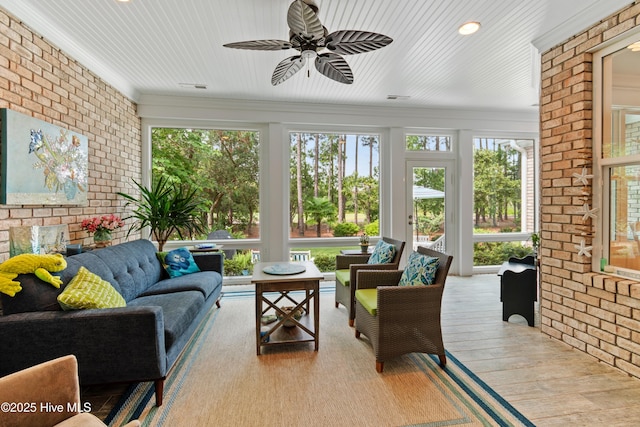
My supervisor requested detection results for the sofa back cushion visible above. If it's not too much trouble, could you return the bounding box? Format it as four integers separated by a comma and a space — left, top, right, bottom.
1, 240, 163, 315
61, 239, 163, 302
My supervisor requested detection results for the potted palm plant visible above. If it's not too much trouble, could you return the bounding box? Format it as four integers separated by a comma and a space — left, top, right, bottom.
118, 177, 207, 251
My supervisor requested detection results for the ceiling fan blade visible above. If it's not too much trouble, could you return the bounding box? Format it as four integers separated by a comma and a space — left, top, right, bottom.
223, 40, 292, 51
315, 53, 353, 84
325, 30, 393, 55
272, 55, 305, 85
287, 0, 324, 40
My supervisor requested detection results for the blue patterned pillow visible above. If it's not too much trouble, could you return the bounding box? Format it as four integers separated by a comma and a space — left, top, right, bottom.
157, 247, 201, 278
367, 240, 396, 264
399, 252, 439, 286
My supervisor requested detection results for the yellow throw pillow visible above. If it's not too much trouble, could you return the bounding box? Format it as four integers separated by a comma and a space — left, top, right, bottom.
57, 266, 126, 310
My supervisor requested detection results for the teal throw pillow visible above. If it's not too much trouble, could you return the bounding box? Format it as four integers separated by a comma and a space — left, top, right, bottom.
399, 252, 439, 286
367, 240, 396, 264
157, 247, 201, 278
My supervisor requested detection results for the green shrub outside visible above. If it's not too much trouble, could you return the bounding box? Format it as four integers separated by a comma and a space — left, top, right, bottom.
224, 251, 253, 276
473, 242, 532, 266
364, 220, 379, 236
313, 254, 336, 272
333, 222, 360, 237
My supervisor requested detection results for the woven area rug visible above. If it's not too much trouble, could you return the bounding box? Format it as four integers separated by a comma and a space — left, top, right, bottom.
106, 287, 534, 427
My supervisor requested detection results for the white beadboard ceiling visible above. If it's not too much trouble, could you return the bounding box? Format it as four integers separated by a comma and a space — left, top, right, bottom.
0, 0, 634, 113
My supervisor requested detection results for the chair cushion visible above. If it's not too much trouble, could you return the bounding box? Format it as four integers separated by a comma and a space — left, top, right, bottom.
355, 288, 378, 316
399, 252, 440, 286
157, 247, 201, 278
57, 267, 126, 310
335, 269, 350, 286
367, 240, 396, 264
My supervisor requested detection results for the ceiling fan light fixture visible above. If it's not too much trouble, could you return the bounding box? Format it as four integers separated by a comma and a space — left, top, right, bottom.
458, 21, 480, 35
301, 49, 317, 60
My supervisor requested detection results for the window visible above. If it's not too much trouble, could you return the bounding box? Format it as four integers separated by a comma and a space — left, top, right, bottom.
289, 132, 380, 239
598, 39, 640, 273
406, 135, 452, 151
472, 137, 535, 265
151, 127, 260, 241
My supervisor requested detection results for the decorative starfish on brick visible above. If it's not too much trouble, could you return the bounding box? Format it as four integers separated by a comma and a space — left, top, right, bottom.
572, 167, 593, 186
579, 203, 598, 222
575, 238, 593, 257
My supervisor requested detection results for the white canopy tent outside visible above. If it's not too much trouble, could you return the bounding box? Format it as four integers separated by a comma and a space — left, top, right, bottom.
413, 185, 445, 200
412, 185, 445, 243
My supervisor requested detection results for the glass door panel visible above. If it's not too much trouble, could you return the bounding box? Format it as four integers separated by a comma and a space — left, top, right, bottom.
408, 165, 447, 253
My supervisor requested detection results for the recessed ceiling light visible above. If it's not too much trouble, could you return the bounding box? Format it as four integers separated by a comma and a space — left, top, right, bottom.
627, 41, 640, 51
458, 21, 480, 35
116, 0, 131, 3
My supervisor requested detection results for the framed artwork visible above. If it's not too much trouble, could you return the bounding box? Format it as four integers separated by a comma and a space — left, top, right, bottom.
1, 108, 88, 205
9, 225, 70, 256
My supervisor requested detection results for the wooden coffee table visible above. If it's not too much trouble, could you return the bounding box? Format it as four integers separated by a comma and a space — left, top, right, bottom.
252, 261, 323, 355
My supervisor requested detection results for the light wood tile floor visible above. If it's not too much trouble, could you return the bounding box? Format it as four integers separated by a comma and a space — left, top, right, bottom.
85, 275, 640, 425
444, 274, 640, 426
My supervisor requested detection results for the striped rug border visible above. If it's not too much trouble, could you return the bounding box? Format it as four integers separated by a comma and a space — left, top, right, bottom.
106, 287, 534, 427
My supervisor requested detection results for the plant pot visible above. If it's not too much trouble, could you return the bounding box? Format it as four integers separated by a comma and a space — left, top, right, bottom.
93, 229, 112, 248
360, 245, 369, 253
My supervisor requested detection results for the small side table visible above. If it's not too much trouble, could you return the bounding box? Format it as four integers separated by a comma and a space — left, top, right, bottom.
340, 248, 373, 255
498, 257, 537, 327
252, 261, 323, 355
189, 245, 223, 253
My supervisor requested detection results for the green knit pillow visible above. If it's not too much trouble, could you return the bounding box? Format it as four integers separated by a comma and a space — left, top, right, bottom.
57, 267, 126, 310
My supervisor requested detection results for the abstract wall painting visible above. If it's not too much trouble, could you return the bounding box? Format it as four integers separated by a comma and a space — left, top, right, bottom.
1, 108, 88, 205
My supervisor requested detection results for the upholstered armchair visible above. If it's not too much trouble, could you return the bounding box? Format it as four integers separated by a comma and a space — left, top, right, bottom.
334, 237, 405, 326
354, 246, 453, 372
0, 355, 140, 427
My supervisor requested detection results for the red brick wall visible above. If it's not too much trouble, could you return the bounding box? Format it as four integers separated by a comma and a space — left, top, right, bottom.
0, 8, 142, 260
540, 3, 640, 378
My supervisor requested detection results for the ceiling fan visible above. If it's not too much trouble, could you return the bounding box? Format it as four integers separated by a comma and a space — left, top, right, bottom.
223, 0, 393, 85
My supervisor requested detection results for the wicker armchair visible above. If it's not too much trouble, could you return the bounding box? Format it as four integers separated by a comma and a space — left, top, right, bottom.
354, 246, 453, 372
334, 237, 405, 326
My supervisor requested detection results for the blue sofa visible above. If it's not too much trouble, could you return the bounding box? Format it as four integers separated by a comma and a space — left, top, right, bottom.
0, 239, 223, 406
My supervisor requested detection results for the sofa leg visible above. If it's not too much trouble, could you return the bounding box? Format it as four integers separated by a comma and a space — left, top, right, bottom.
376, 361, 384, 373
348, 318, 354, 327
155, 378, 165, 406
216, 292, 224, 308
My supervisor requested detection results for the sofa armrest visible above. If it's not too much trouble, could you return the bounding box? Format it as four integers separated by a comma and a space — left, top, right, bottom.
192, 252, 224, 276
0, 306, 167, 385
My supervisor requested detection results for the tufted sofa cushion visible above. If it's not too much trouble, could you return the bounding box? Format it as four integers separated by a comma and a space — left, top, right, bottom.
61, 239, 163, 302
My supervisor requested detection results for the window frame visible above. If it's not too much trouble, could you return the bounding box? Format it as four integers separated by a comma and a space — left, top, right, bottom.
284, 125, 387, 249
593, 30, 640, 274
141, 119, 267, 251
